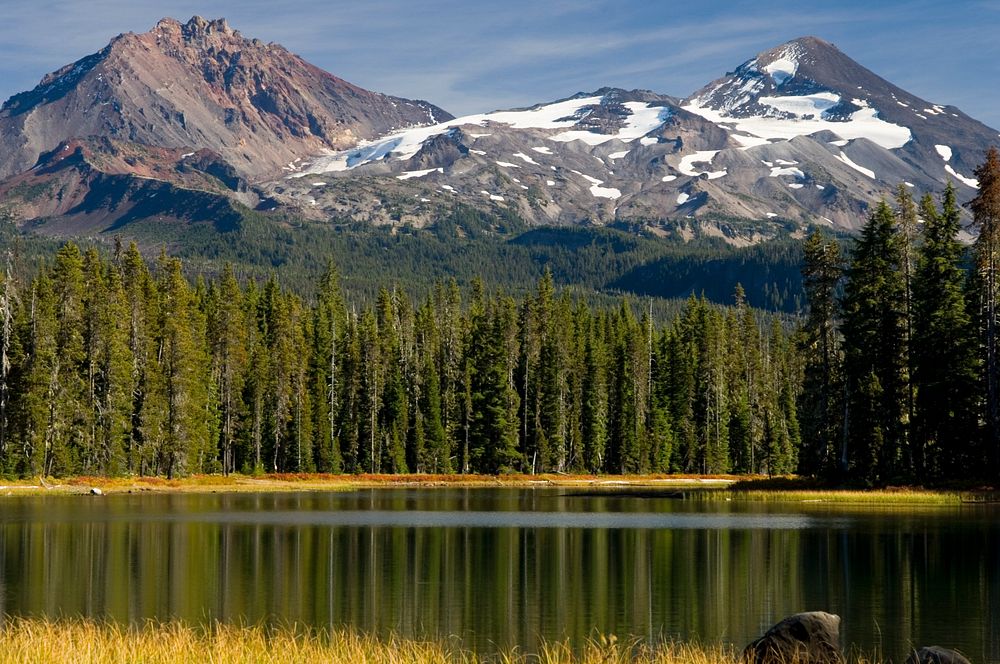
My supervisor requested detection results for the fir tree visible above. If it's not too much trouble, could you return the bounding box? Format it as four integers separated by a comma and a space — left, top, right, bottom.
912, 186, 980, 478
840, 201, 908, 484
798, 228, 842, 476
971, 147, 1000, 475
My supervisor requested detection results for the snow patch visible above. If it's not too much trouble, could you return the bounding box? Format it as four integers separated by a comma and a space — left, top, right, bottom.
297, 96, 606, 175
639, 137, 659, 146
684, 91, 911, 150
731, 134, 771, 149
829, 140, 849, 147
531, 146, 554, 155
311, 181, 327, 187
396, 168, 442, 180
678, 150, 727, 179
662, 175, 678, 182
788, 183, 804, 189
935, 144, 953, 161
764, 56, 798, 85
550, 102, 672, 145
677, 193, 690, 205
512, 152, 538, 165
571, 170, 621, 199
608, 150, 630, 160
495, 161, 520, 168
546, 180, 556, 186
836, 151, 875, 179
946, 165, 979, 188
769, 166, 805, 178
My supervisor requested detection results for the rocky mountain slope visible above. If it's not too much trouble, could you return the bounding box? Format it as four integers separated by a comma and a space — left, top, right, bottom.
0, 16, 449, 183
1, 21, 997, 240
281, 36, 997, 234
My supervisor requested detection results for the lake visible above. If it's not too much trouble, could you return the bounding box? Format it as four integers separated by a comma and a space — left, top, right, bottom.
0, 488, 996, 661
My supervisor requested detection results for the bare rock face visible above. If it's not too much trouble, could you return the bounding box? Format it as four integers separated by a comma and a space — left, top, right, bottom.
0, 15, 451, 181
905, 647, 972, 664
742, 612, 845, 664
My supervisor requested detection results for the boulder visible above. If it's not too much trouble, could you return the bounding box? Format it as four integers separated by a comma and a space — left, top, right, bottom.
742, 612, 845, 664
89, 487, 103, 496
905, 647, 971, 664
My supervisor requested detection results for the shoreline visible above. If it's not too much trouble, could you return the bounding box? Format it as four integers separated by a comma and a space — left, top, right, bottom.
0, 616, 744, 664
0, 473, 990, 504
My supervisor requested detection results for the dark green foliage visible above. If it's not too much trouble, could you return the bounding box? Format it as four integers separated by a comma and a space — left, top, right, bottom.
797, 229, 843, 476
840, 201, 908, 484
798, 154, 1000, 485
0, 243, 800, 478
912, 187, 979, 478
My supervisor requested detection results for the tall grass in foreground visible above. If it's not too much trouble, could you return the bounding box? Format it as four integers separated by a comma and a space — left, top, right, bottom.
0, 618, 739, 664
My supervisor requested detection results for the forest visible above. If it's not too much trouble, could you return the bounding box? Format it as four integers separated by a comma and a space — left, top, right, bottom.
0, 237, 800, 479
0, 150, 998, 485
799, 148, 1000, 485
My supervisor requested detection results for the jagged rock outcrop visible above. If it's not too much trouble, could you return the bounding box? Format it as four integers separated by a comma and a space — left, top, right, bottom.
0, 16, 450, 182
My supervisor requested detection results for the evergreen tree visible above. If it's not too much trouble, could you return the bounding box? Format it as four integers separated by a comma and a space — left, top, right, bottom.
912, 186, 980, 478
798, 229, 842, 476
208, 264, 247, 475
840, 202, 908, 484
971, 146, 1000, 475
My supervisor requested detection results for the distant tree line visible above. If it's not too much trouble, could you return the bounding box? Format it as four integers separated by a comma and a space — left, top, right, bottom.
0, 241, 800, 478
800, 148, 1000, 485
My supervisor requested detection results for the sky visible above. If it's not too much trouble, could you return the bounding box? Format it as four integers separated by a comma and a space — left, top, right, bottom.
2, 0, 999, 127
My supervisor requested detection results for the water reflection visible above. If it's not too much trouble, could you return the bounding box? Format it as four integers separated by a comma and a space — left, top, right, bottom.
0, 489, 996, 661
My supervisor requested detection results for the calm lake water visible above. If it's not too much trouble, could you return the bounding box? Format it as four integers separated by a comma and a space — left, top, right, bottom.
0, 488, 997, 661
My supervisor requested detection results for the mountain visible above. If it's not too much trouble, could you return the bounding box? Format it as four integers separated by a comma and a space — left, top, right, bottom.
0, 16, 450, 183
273, 36, 997, 234
1, 23, 997, 243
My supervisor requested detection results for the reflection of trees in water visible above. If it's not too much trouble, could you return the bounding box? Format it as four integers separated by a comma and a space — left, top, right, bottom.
0, 491, 996, 661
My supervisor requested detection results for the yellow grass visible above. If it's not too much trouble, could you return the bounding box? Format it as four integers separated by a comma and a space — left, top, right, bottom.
0, 473, 741, 496
0, 617, 743, 664
0, 473, 992, 504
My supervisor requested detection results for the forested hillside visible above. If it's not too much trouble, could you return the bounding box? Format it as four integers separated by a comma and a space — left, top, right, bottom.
0, 242, 800, 478
800, 149, 1000, 485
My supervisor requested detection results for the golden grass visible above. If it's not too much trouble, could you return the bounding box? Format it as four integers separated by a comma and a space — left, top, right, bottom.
0, 617, 744, 664
718, 489, 964, 505
0, 473, 741, 496
1, 473, 993, 504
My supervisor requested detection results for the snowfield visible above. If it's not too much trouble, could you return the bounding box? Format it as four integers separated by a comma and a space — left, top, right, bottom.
296, 96, 673, 176
683, 92, 912, 150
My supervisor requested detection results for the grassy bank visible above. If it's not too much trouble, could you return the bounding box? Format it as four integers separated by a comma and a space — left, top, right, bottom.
0, 473, 992, 504
0, 617, 742, 664
0, 473, 739, 496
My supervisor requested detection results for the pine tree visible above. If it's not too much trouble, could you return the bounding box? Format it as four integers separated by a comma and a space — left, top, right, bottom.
0, 249, 17, 465
308, 264, 341, 472
798, 229, 842, 476
157, 257, 212, 477
895, 185, 919, 475
840, 201, 908, 484
971, 147, 1000, 475
208, 264, 248, 475
913, 186, 980, 478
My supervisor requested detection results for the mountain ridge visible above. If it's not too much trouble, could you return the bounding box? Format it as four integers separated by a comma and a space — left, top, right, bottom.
1, 21, 997, 241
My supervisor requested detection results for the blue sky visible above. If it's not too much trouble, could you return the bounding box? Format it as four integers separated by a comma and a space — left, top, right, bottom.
2, 0, 999, 127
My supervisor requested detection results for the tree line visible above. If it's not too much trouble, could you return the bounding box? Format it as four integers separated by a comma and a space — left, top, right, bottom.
0, 240, 801, 478
800, 148, 1000, 485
